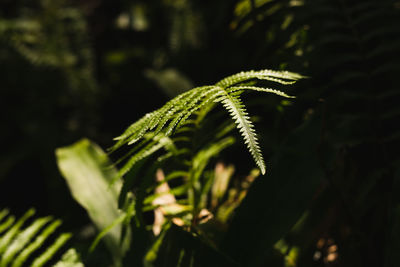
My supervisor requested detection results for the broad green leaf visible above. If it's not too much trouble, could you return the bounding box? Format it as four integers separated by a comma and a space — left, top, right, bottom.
56, 138, 127, 266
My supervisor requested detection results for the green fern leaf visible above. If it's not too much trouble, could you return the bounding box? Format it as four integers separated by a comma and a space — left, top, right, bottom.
12, 220, 63, 267
1, 216, 52, 266
216, 92, 266, 174
216, 69, 304, 88
118, 133, 176, 178
113, 69, 302, 175
227, 86, 295, 98
31, 233, 72, 267
0, 209, 80, 267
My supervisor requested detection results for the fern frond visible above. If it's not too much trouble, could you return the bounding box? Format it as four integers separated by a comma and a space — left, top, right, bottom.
118, 134, 176, 178
1, 216, 52, 267
216, 69, 304, 88
228, 86, 296, 98
113, 69, 302, 175
0, 216, 14, 234
145, 89, 199, 134
216, 92, 266, 175
31, 233, 72, 267
12, 220, 63, 267
0, 208, 79, 267
172, 87, 223, 131
112, 112, 155, 149
112, 86, 212, 151
153, 86, 213, 136
0, 209, 35, 254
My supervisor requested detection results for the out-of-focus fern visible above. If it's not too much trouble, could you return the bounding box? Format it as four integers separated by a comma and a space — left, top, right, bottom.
113, 69, 303, 176
0, 0, 96, 92
227, 0, 400, 265
163, 0, 205, 52
0, 208, 83, 267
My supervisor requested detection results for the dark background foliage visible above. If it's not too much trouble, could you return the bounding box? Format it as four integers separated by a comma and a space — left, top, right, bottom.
1, 0, 399, 266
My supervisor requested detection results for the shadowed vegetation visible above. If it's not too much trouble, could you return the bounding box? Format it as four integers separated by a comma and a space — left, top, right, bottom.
0, 0, 399, 266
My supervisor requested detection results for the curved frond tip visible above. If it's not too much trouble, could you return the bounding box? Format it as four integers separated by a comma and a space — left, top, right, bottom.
216, 91, 266, 175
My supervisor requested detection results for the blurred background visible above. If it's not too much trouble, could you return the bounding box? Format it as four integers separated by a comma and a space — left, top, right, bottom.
0, 0, 276, 221
0, 0, 236, 217
1, 0, 399, 266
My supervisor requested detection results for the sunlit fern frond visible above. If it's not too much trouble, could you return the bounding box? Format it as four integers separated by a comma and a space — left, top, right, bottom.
112, 69, 304, 175
215, 92, 266, 174
216, 70, 304, 87
0, 208, 82, 267
117, 133, 177, 178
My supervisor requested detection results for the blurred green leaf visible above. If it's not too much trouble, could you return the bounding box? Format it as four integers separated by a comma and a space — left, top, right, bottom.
145, 68, 194, 98
0, 208, 74, 267
53, 248, 84, 267
56, 138, 127, 266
